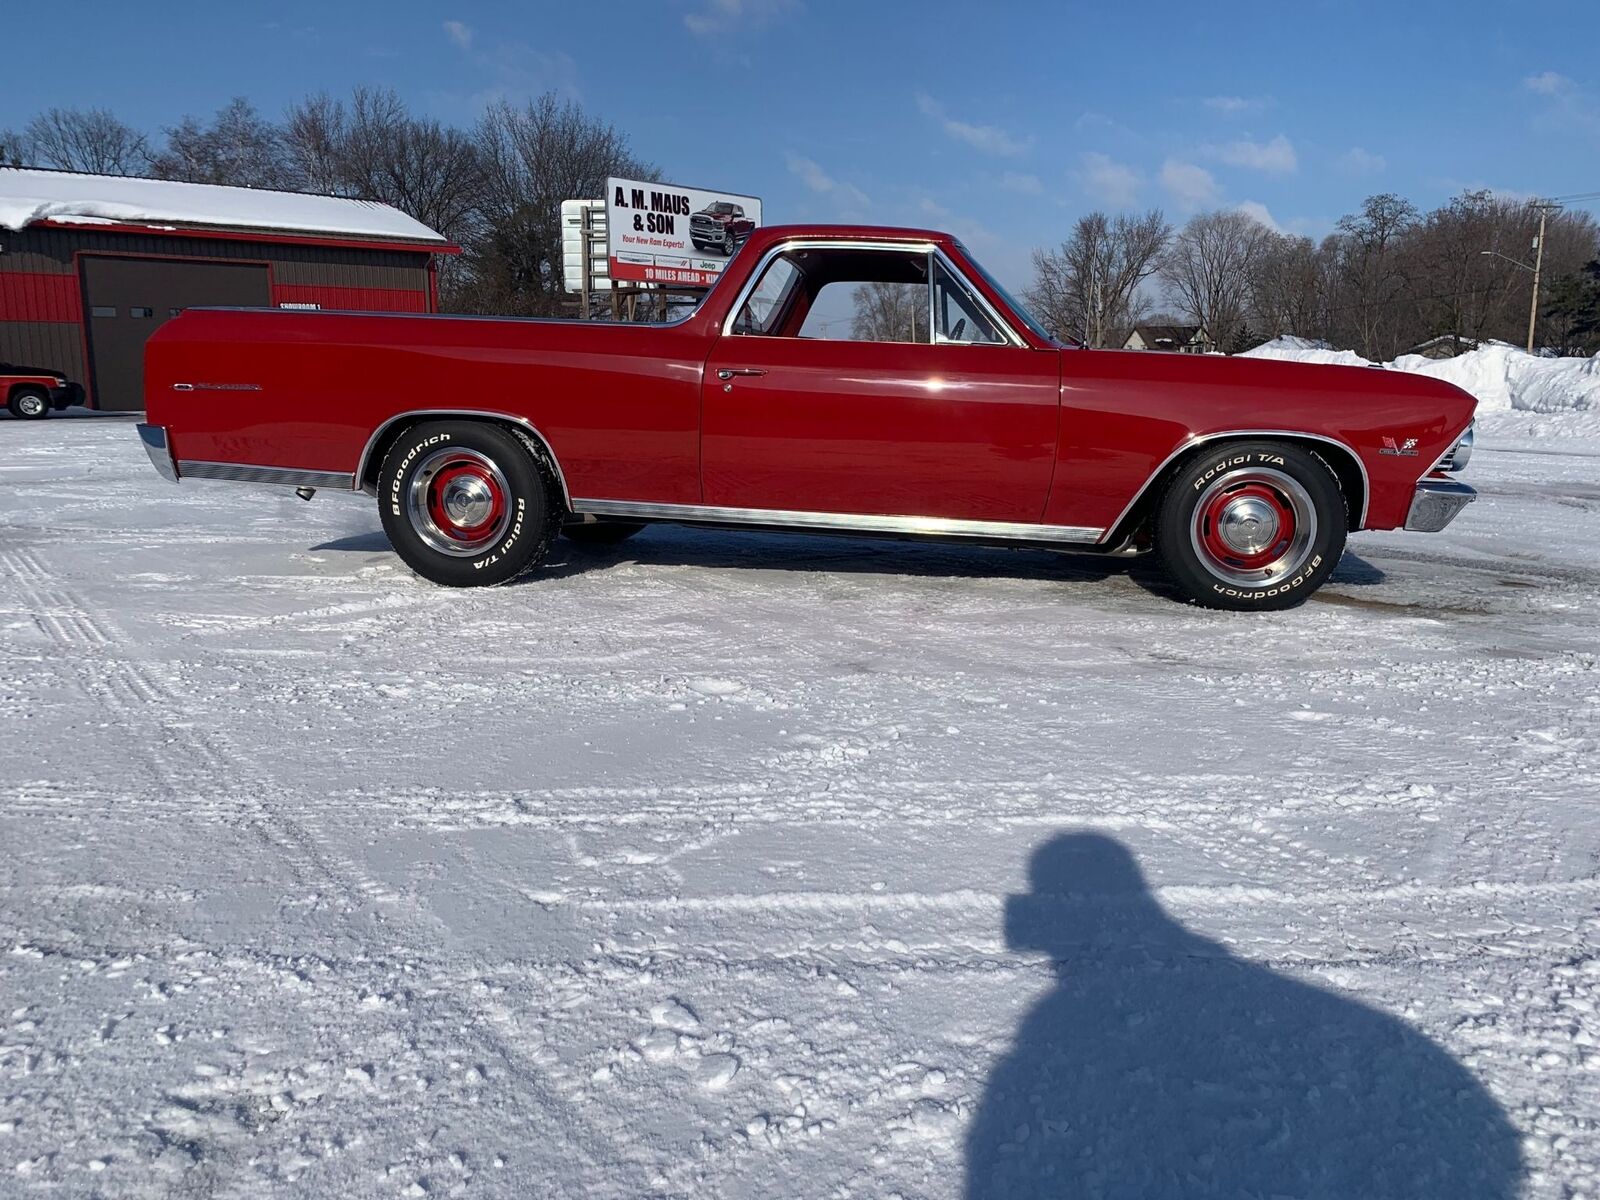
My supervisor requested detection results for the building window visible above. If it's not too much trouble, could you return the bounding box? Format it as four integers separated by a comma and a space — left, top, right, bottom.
130, 306, 154, 318
91, 305, 117, 318
169, 308, 183, 317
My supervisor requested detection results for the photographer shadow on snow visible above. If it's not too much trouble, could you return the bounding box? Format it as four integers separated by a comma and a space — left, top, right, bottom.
966, 833, 1521, 1200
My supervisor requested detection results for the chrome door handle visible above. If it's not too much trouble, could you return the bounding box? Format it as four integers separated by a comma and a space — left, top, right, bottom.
717, 368, 767, 380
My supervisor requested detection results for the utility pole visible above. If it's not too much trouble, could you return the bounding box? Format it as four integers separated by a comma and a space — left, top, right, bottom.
1526, 205, 1550, 354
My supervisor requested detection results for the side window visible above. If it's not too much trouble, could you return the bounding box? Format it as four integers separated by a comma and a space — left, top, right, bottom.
932, 260, 1005, 345
732, 255, 801, 335
800, 280, 928, 342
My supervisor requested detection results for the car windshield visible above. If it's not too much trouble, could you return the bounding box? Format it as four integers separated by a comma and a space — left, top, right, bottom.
708, 203, 736, 213
954, 241, 1058, 345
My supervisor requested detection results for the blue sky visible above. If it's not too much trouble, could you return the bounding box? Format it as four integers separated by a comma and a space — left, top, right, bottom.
13, 0, 1598, 287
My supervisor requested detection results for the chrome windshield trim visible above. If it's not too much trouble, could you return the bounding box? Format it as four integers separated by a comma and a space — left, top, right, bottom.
136, 423, 178, 483
1098, 429, 1371, 541
353, 410, 573, 508
571, 498, 1102, 544
176, 461, 355, 490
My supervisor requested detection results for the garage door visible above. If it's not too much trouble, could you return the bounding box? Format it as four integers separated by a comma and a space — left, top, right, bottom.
81, 257, 270, 412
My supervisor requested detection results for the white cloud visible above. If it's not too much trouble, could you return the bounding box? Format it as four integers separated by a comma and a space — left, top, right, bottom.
443, 20, 473, 50
1338, 146, 1386, 176
1524, 71, 1573, 95
1211, 134, 1297, 174
785, 153, 870, 210
1203, 95, 1270, 115
684, 0, 799, 37
999, 171, 1044, 196
916, 93, 1032, 156
1234, 200, 1282, 233
1078, 152, 1141, 208
1160, 159, 1220, 209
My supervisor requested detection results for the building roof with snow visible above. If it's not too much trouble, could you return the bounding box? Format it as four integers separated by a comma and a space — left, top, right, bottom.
0, 167, 451, 249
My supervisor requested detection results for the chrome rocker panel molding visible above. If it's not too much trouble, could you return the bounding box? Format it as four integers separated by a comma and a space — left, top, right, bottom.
572, 498, 1104, 545
1404, 478, 1476, 532
178, 461, 356, 490
136, 423, 178, 483
353, 409, 574, 508
1097, 429, 1372, 543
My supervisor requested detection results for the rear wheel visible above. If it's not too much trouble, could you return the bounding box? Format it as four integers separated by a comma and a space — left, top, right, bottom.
377, 420, 558, 587
1154, 440, 1346, 611
563, 520, 644, 545
7, 388, 50, 420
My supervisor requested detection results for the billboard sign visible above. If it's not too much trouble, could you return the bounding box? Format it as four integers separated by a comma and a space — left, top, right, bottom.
604, 177, 762, 288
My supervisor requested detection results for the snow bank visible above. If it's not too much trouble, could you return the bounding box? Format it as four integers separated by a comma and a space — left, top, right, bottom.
1239, 336, 1376, 369
1391, 342, 1600, 414
0, 167, 448, 244
1242, 337, 1600, 414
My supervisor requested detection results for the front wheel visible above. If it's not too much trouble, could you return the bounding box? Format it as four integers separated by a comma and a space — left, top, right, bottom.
377, 420, 559, 587
1154, 440, 1347, 611
7, 388, 50, 419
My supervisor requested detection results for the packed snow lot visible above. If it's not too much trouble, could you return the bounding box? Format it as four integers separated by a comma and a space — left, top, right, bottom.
2, 410, 1599, 1198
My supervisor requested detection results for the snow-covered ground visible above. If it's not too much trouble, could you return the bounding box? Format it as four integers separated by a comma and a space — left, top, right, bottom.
3, 409, 1599, 1198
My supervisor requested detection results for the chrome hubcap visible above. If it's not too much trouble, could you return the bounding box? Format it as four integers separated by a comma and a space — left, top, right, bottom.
1190, 467, 1318, 587
1216, 496, 1280, 555
18, 395, 44, 415
441, 474, 494, 528
405, 447, 512, 557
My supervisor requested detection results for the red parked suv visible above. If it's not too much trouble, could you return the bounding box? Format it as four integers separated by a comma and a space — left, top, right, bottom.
3, 364, 85, 419
690, 202, 755, 256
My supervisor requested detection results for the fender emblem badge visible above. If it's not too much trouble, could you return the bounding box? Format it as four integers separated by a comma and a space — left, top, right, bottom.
1380, 436, 1419, 457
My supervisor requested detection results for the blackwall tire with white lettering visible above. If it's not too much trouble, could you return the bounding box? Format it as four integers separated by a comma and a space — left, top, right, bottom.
378, 420, 558, 587
1154, 440, 1347, 611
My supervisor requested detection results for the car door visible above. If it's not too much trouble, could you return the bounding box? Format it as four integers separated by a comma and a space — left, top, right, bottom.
700, 247, 1060, 523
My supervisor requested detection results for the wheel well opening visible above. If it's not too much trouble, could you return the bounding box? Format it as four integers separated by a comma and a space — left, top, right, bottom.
1108, 435, 1367, 545
360, 414, 569, 511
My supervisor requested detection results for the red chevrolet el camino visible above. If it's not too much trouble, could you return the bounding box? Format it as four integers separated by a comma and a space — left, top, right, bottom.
137, 224, 1476, 610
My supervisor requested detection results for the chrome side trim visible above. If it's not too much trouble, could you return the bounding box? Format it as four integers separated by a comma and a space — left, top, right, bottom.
717, 238, 1026, 348
571, 498, 1103, 544
353, 410, 574, 508
1405, 478, 1476, 532
177, 461, 355, 489
136, 423, 178, 483
1097, 429, 1371, 542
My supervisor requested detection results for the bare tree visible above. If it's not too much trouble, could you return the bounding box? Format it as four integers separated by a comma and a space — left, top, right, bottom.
1026, 210, 1170, 346
14, 108, 150, 175
283, 93, 348, 196
464, 93, 654, 316
1248, 232, 1331, 340
850, 281, 929, 342
1324, 193, 1419, 360
152, 98, 297, 189
284, 87, 482, 242
1159, 210, 1271, 352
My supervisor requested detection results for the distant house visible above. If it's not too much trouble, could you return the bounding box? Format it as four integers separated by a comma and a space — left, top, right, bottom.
1406, 334, 1478, 360
1123, 323, 1208, 353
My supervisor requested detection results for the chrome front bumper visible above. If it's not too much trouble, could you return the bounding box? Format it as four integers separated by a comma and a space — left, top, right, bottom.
1405, 478, 1475, 532
136, 423, 178, 483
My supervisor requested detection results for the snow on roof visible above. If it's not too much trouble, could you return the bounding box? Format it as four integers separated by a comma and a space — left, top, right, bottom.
0, 168, 449, 246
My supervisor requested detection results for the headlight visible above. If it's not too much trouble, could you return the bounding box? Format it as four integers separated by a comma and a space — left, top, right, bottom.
1441, 423, 1473, 472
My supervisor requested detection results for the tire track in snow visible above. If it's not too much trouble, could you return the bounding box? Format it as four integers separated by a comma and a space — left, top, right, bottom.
4, 545, 639, 1185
